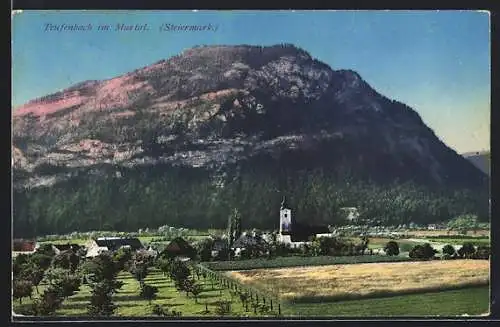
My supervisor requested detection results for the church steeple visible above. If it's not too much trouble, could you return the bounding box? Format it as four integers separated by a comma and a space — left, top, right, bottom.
280, 196, 288, 210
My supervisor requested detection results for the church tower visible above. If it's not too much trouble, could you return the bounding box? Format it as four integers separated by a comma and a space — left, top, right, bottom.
279, 196, 292, 237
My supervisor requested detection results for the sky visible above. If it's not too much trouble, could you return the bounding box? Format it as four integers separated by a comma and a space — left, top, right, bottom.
11, 10, 490, 153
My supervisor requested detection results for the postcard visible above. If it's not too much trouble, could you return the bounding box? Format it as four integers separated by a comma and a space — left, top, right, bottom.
11, 10, 490, 320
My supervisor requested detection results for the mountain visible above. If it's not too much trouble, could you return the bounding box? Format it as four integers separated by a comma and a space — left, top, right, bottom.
462, 151, 490, 176
11, 44, 490, 236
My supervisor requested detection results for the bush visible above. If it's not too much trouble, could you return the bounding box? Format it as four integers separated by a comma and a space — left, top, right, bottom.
409, 243, 437, 260
383, 241, 400, 256
457, 243, 476, 259
474, 246, 490, 260
442, 244, 456, 257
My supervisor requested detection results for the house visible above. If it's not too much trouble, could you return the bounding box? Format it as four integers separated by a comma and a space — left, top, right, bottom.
12, 239, 37, 256
85, 237, 143, 258
211, 238, 229, 258
51, 243, 81, 255
231, 233, 269, 257
341, 207, 360, 222
163, 237, 196, 260
137, 246, 159, 259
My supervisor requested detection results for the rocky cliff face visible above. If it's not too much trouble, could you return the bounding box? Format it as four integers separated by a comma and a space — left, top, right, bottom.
12, 44, 488, 191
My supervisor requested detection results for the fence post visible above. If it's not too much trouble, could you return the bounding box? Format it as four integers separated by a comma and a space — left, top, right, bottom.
270, 299, 273, 310
278, 303, 281, 315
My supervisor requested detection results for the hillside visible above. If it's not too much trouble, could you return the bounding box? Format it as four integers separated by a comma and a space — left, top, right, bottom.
462, 151, 490, 176
11, 44, 490, 236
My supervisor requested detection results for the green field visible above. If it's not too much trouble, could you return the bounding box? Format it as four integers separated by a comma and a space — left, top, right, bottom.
283, 286, 489, 317
36, 235, 210, 247
205, 255, 412, 271
366, 238, 422, 250
13, 269, 274, 317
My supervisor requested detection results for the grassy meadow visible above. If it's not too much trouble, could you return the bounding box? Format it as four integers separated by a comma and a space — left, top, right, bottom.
227, 260, 489, 302
283, 286, 489, 317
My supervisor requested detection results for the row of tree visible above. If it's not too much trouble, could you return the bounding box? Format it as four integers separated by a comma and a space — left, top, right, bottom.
382, 241, 491, 260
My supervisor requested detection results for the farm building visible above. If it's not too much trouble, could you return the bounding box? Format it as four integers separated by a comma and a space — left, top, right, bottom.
163, 237, 196, 260
85, 237, 143, 257
232, 232, 269, 257
136, 246, 160, 259
12, 239, 38, 255
210, 238, 229, 258
51, 243, 81, 255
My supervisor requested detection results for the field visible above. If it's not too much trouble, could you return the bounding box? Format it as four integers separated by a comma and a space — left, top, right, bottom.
365, 238, 421, 251
227, 260, 489, 302
13, 269, 271, 317
284, 286, 489, 317
421, 237, 490, 246
405, 229, 490, 237
205, 255, 412, 271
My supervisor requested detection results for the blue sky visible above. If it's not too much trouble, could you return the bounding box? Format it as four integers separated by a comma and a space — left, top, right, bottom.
12, 10, 490, 153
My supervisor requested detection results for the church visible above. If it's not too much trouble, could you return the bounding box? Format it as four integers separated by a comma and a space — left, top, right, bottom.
278, 197, 332, 247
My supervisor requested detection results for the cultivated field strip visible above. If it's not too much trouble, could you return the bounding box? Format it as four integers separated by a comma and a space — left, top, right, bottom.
227, 260, 490, 302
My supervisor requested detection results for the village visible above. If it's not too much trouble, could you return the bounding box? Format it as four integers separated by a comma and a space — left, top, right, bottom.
12, 199, 490, 318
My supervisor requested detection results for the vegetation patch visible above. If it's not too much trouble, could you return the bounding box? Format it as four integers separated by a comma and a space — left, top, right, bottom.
205, 255, 412, 271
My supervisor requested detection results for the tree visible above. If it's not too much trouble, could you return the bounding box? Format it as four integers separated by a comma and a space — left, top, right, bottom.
34, 287, 64, 316
409, 243, 437, 260
113, 247, 133, 272
152, 304, 166, 316
36, 244, 56, 257
83, 253, 123, 317
458, 243, 476, 259
52, 253, 69, 270
447, 214, 479, 235
82, 253, 119, 282
384, 241, 400, 256
13, 279, 33, 304
239, 292, 250, 312
442, 244, 456, 257
215, 300, 231, 316
22, 265, 45, 294
227, 208, 243, 260
195, 238, 214, 262
169, 260, 190, 284
59, 274, 81, 299
140, 284, 159, 304
87, 280, 123, 316
180, 278, 195, 297
30, 253, 53, 271
129, 262, 149, 288
190, 283, 202, 303
13, 254, 30, 278
157, 259, 172, 277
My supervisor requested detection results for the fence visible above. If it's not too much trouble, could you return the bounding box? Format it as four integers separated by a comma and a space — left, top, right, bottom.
193, 263, 282, 315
